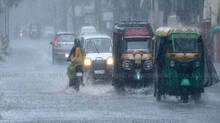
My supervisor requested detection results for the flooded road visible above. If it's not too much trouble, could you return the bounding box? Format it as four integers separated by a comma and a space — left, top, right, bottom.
0, 39, 219, 123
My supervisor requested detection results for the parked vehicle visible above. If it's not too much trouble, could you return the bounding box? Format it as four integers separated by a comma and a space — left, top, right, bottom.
154, 27, 219, 103
82, 34, 113, 81
29, 24, 41, 39
51, 32, 75, 64
112, 21, 154, 90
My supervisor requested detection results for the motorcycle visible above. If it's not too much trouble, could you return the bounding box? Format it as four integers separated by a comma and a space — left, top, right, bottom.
74, 65, 83, 92
18, 30, 24, 39
67, 57, 84, 92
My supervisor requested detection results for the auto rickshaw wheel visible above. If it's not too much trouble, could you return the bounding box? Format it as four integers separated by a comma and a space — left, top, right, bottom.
156, 91, 162, 102
113, 79, 125, 93
153, 66, 159, 97
155, 77, 162, 101
181, 87, 189, 103
155, 79, 162, 101
181, 95, 188, 103
153, 81, 157, 97
192, 93, 201, 102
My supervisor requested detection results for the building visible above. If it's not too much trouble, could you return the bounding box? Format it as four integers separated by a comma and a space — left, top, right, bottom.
152, 0, 204, 28
204, 0, 220, 26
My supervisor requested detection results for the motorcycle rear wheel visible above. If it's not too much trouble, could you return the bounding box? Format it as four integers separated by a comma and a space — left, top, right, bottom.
74, 78, 81, 92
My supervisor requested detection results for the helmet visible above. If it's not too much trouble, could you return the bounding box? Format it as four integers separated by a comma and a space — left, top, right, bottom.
74, 38, 81, 47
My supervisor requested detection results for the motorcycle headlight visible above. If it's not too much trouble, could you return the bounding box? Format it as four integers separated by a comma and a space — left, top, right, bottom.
19, 32, 23, 37
107, 57, 113, 65
84, 58, 92, 66
170, 60, 175, 67
65, 54, 69, 58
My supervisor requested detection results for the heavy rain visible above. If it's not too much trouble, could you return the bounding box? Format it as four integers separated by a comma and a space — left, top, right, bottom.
0, 0, 219, 123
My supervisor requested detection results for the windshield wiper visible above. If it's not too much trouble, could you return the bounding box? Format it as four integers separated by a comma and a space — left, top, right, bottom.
92, 41, 99, 53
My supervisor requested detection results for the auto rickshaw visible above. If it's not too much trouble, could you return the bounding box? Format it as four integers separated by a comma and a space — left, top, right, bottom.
112, 21, 154, 90
153, 27, 219, 103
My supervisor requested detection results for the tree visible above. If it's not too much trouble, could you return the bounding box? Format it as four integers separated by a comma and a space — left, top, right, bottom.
4, 0, 22, 7
0, 0, 22, 12
0, 0, 23, 37
156, 0, 204, 26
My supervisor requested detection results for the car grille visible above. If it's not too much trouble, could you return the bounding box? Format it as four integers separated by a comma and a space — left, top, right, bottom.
93, 58, 106, 70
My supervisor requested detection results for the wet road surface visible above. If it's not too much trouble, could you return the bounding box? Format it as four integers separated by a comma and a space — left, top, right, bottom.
0, 39, 219, 123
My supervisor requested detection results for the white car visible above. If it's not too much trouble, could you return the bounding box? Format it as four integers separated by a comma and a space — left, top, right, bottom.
80, 26, 97, 35
82, 34, 113, 80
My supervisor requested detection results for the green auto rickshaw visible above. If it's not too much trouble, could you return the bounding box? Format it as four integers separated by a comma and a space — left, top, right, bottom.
153, 27, 219, 103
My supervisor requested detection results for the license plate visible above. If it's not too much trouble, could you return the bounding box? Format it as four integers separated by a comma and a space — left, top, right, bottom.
136, 72, 141, 80
94, 70, 105, 74
76, 72, 83, 77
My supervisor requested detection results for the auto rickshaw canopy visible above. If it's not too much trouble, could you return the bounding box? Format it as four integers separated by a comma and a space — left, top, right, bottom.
155, 27, 201, 37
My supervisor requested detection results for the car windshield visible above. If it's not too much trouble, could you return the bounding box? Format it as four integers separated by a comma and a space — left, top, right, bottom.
126, 38, 151, 53
58, 35, 75, 42
85, 38, 112, 53
169, 38, 200, 53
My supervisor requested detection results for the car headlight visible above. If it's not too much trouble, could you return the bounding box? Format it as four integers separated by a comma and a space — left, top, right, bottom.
84, 58, 92, 66
107, 57, 113, 65
170, 60, 175, 67
65, 54, 69, 58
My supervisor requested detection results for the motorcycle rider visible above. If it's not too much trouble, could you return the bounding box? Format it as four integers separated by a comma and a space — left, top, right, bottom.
67, 38, 85, 87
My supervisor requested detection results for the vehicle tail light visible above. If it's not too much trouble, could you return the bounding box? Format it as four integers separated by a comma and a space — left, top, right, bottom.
54, 37, 58, 46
